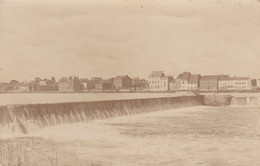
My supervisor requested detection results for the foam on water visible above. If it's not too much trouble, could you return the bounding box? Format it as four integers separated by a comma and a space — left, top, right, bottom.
0, 96, 204, 137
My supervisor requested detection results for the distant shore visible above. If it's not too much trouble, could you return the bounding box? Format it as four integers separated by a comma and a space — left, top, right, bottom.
0, 90, 260, 94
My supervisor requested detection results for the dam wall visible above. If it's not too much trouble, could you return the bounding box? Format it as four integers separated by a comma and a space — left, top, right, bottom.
204, 94, 260, 106
231, 96, 260, 106
203, 95, 232, 106
0, 96, 204, 134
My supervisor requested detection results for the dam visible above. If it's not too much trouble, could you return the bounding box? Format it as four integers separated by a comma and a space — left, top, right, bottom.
1, 94, 260, 135
0, 95, 204, 134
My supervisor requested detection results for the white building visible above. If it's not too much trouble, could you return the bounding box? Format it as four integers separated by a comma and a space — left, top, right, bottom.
175, 72, 200, 90
148, 71, 171, 91
176, 72, 190, 90
219, 77, 252, 90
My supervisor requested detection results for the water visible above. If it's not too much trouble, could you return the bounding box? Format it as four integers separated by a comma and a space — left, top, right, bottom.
7, 106, 260, 166
0, 96, 203, 135
0, 92, 193, 106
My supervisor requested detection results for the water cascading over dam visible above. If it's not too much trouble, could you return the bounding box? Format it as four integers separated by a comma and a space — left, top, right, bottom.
0, 96, 204, 134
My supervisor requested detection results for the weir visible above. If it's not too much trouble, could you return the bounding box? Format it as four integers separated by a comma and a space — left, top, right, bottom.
0, 96, 204, 134
231, 96, 260, 106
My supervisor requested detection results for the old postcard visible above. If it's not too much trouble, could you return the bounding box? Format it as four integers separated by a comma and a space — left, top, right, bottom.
0, 0, 260, 165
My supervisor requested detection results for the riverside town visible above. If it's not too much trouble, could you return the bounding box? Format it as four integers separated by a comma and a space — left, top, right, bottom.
0, 71, 259, 93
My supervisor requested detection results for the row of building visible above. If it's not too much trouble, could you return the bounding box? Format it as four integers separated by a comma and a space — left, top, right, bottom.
58, 75, 147, 92
148, 71, 257, 91
0, 71, 259, 92
0, 77, 58, 92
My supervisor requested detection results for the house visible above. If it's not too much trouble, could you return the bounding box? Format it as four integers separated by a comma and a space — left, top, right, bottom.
170, 72, 200, 91
187, 74, 201, 90
37, 79, 53, 91
199, 75, 220, 91
148, 71, 172, 91
251, 79, 257, 90
94, 80, 113, 92
80, 78, 89, 90
30, 77, 58, 91
83, 77, 103, 91
0, 83, 14, 92
113, 75, 132, 91
257, 79, 260, 89
132, 77, 148, 91
177, 72, 190, 90
58, 76, 81, 92
169, 79, 181, 91
15, 82, 30, 92
219, 76, 252, 91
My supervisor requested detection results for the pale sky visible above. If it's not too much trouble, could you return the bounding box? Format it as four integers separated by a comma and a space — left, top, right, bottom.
0, 0, 260, 82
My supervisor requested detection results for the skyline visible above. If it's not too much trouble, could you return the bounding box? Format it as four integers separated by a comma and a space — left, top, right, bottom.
0, 70, 256, 83
1, 0, 260, 81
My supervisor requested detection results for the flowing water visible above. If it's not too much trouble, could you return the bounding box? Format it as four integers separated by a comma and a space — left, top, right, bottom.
2, 106, 259, 166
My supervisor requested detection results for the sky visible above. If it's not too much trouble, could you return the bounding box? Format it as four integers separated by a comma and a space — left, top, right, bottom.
0, 0, 260, 82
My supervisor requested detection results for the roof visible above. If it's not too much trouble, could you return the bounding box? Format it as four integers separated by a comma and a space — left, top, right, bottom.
188, 74, 200, 83
80, 78, 89, 83
91, 77, 102, 81
95, 79, 112, 85
177, 72, 190, 81
200, 75, 220, 81
219, 77, 250, 81
149, 71, 165, 77
114, 75, 131, 80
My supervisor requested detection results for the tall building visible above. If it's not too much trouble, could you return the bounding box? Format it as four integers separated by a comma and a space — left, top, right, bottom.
58, 76, 81, 92
113, 75, 132, 91
199, 75, 220, 91
132, 77, 148, 91
170, 72, 200, 91
148, 71, 171, 91
94, 80, 113, 92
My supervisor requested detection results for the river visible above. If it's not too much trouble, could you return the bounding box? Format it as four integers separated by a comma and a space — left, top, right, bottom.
2, 106, 259, 166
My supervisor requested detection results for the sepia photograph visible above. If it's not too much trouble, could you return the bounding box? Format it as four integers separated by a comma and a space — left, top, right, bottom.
0, 0, 260, 165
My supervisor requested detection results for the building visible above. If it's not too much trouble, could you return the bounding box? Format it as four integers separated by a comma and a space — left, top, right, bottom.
83, 77, 103, 91
199, 75, 220, 91
219, 77, 252, 91
148, 71, 172, 91
170, 72, 200, 91
187, 74, 201, 90
80, 78, 89, 90
37, 80, 53, 91
15, 82, 30, 92
169, 79, 181, 91
0, 83, 14, 92
132, 77, 148, 91
176, 72, 190, 90
30, 77, 58, 91
251, 79, 257, 90
58, 76, 81, 92
257, 79, 260, 89
94, 80, 113, 92
113, 75, 132, 91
